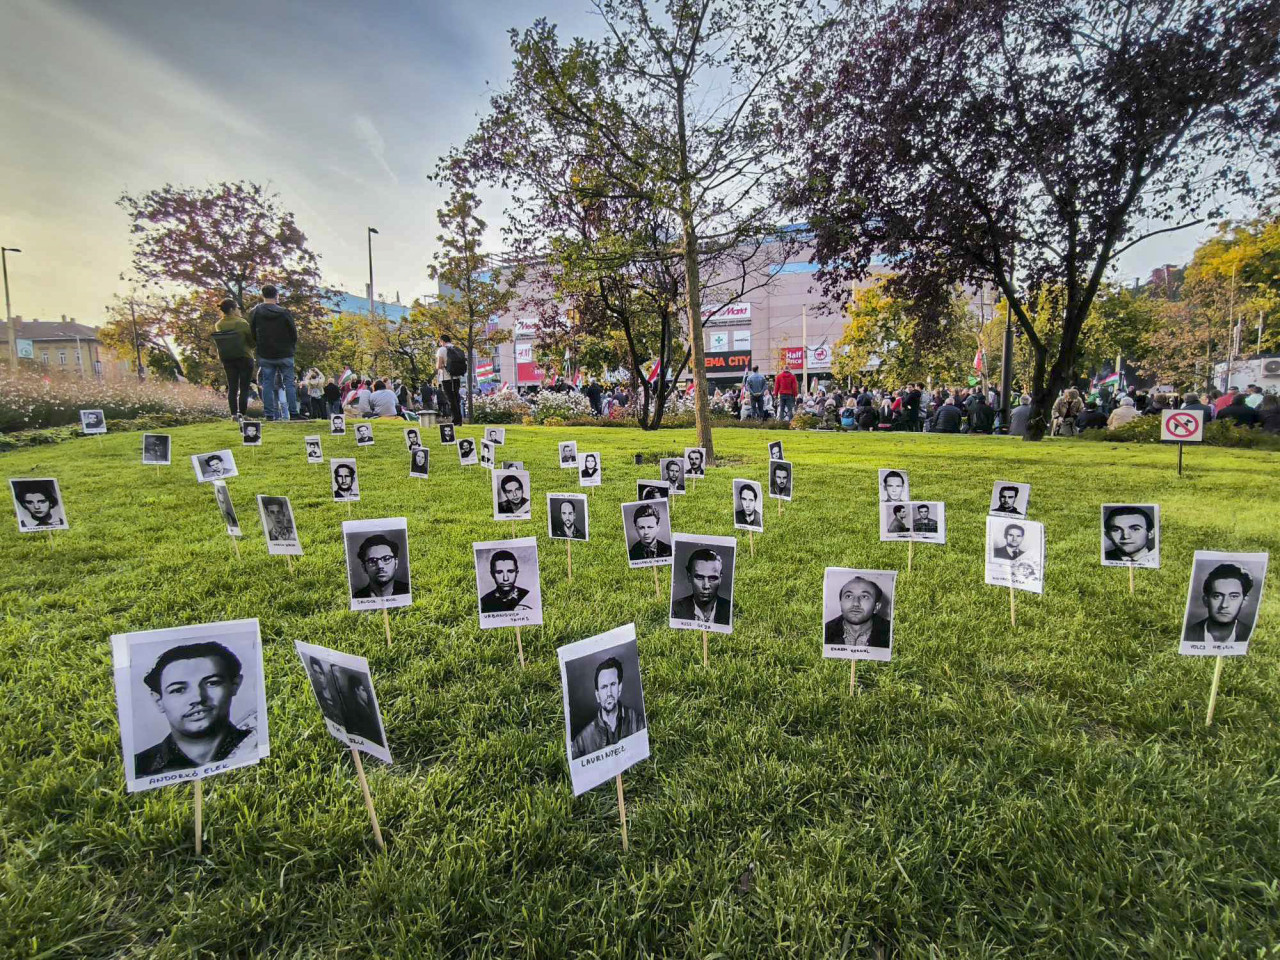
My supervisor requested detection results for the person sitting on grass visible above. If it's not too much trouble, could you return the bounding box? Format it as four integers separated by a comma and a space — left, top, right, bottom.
1075, 399, 1108, 432
1107, 395, 1140, 430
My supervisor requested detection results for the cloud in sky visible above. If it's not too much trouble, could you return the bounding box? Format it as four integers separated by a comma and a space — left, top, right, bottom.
0, 0, 1247, 328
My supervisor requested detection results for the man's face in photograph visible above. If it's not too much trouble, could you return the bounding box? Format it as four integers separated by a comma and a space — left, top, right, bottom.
594, 665, 621, 713
362, 543, 398, 588
335, 466, 355, 492
634, 514, 659, 547
492, 557, 519, 590
775, 468, 790, 489
20, 492, 52, 522
1106, 513, 1150, 557
916, 506, 930, 521
687, 451, 703, 471
358, 426, 371, 439
689, 557, 722, 605
206, 457, 224, 476
151, 655, 241, 738
460, 440, 473, 455
998, 489, 1018, 511
407, 431, 418, 444
1204, 577, 1246, 626
739, 487, 758, 516
265, 502, 289, 529
502, 478, 524, 507
883, 474, 905, 500
1004, 527, 1024, 550
307, 443, 319, 456
839, 578, 881, 625
245, 426, 258, 439
559, 501, 576, 529
666, 462, 681, 484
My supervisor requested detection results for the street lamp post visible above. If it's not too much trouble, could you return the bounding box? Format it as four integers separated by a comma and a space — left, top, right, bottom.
2, 247, 21, 369
367, 227, 379, 323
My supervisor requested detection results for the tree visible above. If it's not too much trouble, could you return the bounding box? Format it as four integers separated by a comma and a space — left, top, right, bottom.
118, 181, 335, 369
786, 0, 1280, 439
463, 0, 810, 459
426, 164, 517, 421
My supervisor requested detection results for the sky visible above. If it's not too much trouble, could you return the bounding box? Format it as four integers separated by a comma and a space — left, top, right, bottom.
0, 0, 1246, 327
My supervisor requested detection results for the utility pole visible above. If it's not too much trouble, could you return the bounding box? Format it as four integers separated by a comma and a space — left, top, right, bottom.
2, 246, 21, 369
129, 296, 144, 382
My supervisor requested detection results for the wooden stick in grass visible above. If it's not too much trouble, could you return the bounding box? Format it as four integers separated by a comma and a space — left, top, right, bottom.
615, 773, 629, 852
286, 555, 294, 574
1009, 583, 1016, 627
516, 626, 525, 668
850, 660, 857, 695
702, 629, 709, 669
382, 608, 391, 648
653, 565, 661, 598
193, 780, 203, 854
232, 537, 241, 560
907, 539, 914, 574
567, 539, 572, 582
1205, 656, 1225, 726
1129, 563, 1134, 595
749, 529, 755, 558
350, 746, 385, 851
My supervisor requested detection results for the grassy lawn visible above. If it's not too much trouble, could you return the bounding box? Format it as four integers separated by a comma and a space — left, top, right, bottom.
1, 421, 1277, 958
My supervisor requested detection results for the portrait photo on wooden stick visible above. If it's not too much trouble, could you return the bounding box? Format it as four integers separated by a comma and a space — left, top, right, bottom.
878, 468, 910, 504
669, 534, 736, 634
621, 499, 672, 568
10, 477, 70, 532
484, 426, 506, 445
241, 420, 262, 446
112, 617, 269, 793
342, 518, 413, 611
1100, 504, 1160, 569
822, 568, 897, 662
212, 480, 240, 537
558, 623, 650, 796
548, 493, 589, 541
492, 469, 532, 520
768, 440, 784, 462
304, 436, 324, 463
558, 440, 579, 468
768, 460, 793, 501
659, 457, 687, 494
80, 408, 107, 434
480, 439, 496, 469
578, 452, 602, 487
330, 414, 347, 435
354, 423, 375, 447
142, 433, 171, 466
409, 447, 430, 478
439, 422, 457, 445
192, 450, 238, 483
473, 537, 544, 629
257, 495, 302, 555
907, 501, 946, 544
989, 480, 1031, 517
294, 640, 392, 764
732, 479, 764, 532
457, 437, 478, 465
984, 516, 1045, 594
879, 502, 913, 542
1178, 551, 1268, 657
684, 447, 706, 477
330, 458, 360, 501
404, 426, 423, 450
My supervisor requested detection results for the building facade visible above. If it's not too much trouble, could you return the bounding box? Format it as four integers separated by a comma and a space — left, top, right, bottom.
1, 316, 103, 375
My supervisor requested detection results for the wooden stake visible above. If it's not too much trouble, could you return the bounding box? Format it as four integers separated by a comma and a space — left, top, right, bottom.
193, 779, 203, 854
382, 607, 391, 648
749, 529, 755, 558
1205, 655, 1225, 726
286, 555, 294, 574
1128, 563, 1134, 595
702, 629, 709, 669
850, 659, 857, 695
653, 565, 661, 598
346, 501, 352, 517
350, 746, 385, 851
231, 537, 241, 560
1009, 582, 1016, 627
907, 539, 914, 573
567, 539, 572, 581
777, 498, 781, 516
615, 773, 629, 852
515, 626, 525, 669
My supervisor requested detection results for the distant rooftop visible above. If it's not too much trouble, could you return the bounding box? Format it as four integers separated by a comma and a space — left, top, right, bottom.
0, 316, 100, 341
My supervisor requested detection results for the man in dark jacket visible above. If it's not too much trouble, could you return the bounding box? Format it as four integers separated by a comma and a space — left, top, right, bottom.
1180, 392, 1215, 422
213, 299, 255, 419
969, 395, 995, 433
931, 397, 963, 433
248, 285, 298, 421
1218, 392, 1261, 427
1076, 400, 1109, 431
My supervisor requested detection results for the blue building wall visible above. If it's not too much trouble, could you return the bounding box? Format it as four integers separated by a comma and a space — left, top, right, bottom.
331, 291, 410, 323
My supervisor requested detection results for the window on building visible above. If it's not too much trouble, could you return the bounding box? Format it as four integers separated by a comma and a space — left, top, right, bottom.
58, 351, 67, 366
41, 351, 49, 365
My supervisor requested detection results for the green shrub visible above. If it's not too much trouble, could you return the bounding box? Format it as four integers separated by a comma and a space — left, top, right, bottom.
0, 370, 229, 432
1077, 414, 1280, 450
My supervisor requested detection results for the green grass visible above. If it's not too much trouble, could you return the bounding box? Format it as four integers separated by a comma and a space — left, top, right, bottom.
1, 421, 1277, 959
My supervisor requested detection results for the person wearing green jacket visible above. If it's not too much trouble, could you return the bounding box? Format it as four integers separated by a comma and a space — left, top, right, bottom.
213, 299, 256, 419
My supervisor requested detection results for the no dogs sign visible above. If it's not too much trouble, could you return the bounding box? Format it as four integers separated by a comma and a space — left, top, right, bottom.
1161, 409, 1204, 443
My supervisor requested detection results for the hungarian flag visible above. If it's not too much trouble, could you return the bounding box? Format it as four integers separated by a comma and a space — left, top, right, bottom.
1093, 370, 1121, 392
972, 347, 984, 373
339, 366, 356, 387
646, 359, 662, 384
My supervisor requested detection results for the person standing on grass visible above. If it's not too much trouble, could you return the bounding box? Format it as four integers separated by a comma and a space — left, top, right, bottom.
248, 285, 299, 421
212, 299, 255, 420
436, 334, 466, 422
774, 367, 798, 421
744, 366, 768, 420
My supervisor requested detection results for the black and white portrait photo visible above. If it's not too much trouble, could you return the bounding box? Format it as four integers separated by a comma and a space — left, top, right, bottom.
439, 423, 456, 445
558, 623, 650, 795
473, 537, 544, 629
212, 480, 240, 536
241, 420, 262, 446
559, 440, 578, 468
293, 640, 392, 764
1100, 504, 1160, 569
878, 469, 910, 503
1179, 551, 1268, 657
989, 481, 1031, 517
10, 477, 69, 532
769, 460, 793, 501
330, 414, 346, 435
768, 440, 784, 462
404, 427, 422, 450
578, 452, 601, 487
192, 449, 239, 483
984, 516, 1045, 594
304, 436, 323, 463
257, 495, 301, 555
492, 469, 532, 521
355, 423, 374, 447
669, 534, 737, 634
480, 439, 496, 469
621, 499, 672, 568
548, 493, 589, 541
80, 409, 106, 434
457, 438, 478, 465
637, 479, 670, 501
908, 501, 946, 544
732, 479, 764, 532
880, 502, 912, 542
409, 447, 430, 478
821, 568, 897, 661
503, 460, 525, 471
342, 518, 413, 611
485, 427, 506, 445
684, 447, 706, 477
111, 618, 269, 793
142, 433, 171, 466
660, 458, 687, 495
331, 459, 360, 501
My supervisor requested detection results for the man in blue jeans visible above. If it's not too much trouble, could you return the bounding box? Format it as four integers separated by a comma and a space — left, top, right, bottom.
248, 285, 299, 421
744, 365, 767, 420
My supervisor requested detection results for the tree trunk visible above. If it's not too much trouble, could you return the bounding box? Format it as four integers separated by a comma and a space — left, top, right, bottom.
1023, 344, 1051, 440
681, 215, 714, 461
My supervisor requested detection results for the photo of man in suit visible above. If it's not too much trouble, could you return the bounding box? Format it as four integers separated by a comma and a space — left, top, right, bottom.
823, 575, 892, 648
671, 548, 732, 625
1182, 562, 1256, 647
627, 504, 671, 561
685, 448, 705, 476
550, 498, 586, 540
886, 504, 910, 534
912, 504, 938, 534
352, 534, 410, 598
479, 550, 532, 612
992, 485, 1022, 516
993, 523, 1027, 561
1103, 506, 1157, 565
663, 458, 686, 493
261, 497, 295, 541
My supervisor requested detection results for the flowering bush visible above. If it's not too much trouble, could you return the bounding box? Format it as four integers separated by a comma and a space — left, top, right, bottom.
0, 370, 229, 433
471, 389, 531, 424
529, 390, 594, 423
